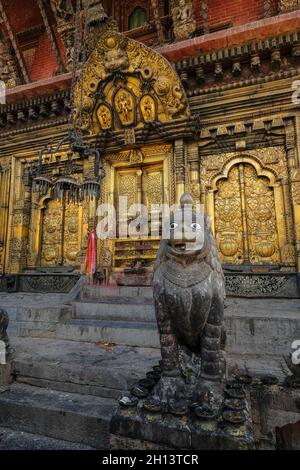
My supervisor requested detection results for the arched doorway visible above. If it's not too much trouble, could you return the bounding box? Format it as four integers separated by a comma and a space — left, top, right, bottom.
214, 162, 280, 265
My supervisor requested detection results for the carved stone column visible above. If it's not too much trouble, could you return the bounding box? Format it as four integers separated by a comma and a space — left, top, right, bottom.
170, 0, 196, 41
0, 163, 11, 275
286, 117, 300, 276
174, 139, 185, 203
7, 160, 31, 274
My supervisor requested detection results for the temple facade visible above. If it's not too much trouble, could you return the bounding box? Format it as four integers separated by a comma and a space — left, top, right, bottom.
0, 0, 300, 298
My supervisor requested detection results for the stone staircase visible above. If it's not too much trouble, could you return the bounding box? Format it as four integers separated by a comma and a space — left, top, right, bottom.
0, 286, 298, 449
0, 287, 160, 449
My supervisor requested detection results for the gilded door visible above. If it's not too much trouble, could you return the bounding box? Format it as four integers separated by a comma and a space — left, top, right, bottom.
41, 198, 81, 267
214, 163, 280, 265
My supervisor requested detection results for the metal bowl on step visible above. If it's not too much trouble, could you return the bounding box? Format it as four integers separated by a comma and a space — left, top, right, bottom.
146, 371, 161, 382
223, 410, 246, 425
193, 405, 217, 420
224, 398, 246, 411
225, 380, 243, 390
139, 378, 156, 390
143, 398, 162, 413
131, 384, 149, 399
119, 395, 138, 408
234, 373, 252, 385
260, 375, 279, 386
225, 387, 246, 399
168, 399, 188, 416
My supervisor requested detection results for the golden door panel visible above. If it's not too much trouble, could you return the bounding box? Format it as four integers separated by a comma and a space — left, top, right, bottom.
244, 164, 280, 264
63, 203, 81, 265
41, 199, 81, 267
214, 163, 280, 265
41, 199, 63, 266
215, 166, 244, 264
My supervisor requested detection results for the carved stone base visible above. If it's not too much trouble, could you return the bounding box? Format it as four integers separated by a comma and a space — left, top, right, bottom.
110, 394, 255, 450
225, 273, 299, 298
0, 363, 13, 386
110, 270, 153, 287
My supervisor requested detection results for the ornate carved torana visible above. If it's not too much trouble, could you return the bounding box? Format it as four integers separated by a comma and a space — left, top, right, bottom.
73, 31, 190, 134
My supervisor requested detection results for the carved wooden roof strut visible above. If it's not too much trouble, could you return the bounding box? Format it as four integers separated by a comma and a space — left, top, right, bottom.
263, 0, 272, 18
37, 0, 67, 74
150, 0, 165, 45
201, 0, 209, 34
0, 0, 30, 84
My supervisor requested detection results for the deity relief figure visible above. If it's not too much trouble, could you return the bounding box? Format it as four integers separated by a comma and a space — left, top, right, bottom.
171, 0, 196, 40
97, 104, 112, 129
140, 95, 156, 122
115, 89, 135, 126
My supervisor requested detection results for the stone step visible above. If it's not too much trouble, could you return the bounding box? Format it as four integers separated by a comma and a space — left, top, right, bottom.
11, 337, 161, 399
8, 320, 58, 339
75, 297, 155, 322
227, 353, 290, 381
56, 319, 160, 348
0, 383, 117, 449
0, 426, 95, 450
5, 305, 73, 323
82, 285, 153, 300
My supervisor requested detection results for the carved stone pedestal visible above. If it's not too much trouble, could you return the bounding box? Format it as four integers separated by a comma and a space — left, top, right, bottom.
0, 363, 13, 387
110, 394, 255, 450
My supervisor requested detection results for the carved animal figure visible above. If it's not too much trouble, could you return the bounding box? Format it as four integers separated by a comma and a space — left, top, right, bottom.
153, 193, 225, 384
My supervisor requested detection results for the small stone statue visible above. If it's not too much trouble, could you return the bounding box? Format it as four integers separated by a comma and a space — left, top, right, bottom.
0, 309, 9, 362
284, 352, 300, 388
152, 193, 226, 413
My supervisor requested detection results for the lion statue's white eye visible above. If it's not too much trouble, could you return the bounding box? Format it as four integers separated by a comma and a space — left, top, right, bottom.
191, 223, 201, 231
170, 223, 178, 230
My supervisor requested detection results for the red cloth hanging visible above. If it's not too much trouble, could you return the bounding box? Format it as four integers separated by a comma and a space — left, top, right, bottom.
84, 229, 96, 276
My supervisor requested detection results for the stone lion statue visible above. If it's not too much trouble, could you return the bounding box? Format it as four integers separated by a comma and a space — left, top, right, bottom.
152, 193, 226, 409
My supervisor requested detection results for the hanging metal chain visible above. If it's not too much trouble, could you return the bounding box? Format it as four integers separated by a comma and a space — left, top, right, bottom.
68, 0, 82, 135
77, 3, 90, 134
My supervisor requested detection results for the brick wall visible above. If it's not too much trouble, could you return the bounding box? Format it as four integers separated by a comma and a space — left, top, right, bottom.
29, 32, 59, 82
2, 0, 282, 84
3, 0, 40, 33
193, 0, 278, 29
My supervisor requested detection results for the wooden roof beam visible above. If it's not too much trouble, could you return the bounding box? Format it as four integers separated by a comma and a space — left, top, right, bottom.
0, 0, 30, 84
